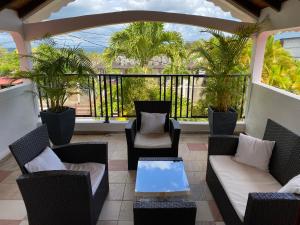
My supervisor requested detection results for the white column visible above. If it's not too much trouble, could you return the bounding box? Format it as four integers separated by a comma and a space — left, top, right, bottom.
244, 32, 270, 119
10, 31, 39, 118
250, 32, 270, 83
10, 31, 32, 71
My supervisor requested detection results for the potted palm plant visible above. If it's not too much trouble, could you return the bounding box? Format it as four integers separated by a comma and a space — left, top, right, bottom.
17, 40, 95, 145
191, 25, 258, 134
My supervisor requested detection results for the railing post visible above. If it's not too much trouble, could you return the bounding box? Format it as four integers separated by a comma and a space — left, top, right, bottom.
103, 75, 109, 123
240, 75, 247, 118
174, 75, 178, 120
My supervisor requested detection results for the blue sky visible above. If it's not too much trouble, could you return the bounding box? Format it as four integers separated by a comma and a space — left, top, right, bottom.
0, 0, 237, 51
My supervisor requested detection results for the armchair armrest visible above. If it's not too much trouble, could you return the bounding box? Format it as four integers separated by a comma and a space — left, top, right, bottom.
244, 192, 300, 225
125, 119, 137, 148
170, 119, 181, 147
17, 171, 93, 225
208, 135, 239, 156
53, 142, 108, 165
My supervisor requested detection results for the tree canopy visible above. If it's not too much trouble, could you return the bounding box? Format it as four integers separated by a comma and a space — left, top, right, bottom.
103, 22, 185, 73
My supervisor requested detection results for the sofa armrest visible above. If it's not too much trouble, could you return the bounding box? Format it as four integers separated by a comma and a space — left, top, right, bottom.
244, 192, 300, 225
170, 119, 181, 147
53, 142, 108, 165
17, 171, 93, 225
208, 135, 239, 156
125, 119, 137, 149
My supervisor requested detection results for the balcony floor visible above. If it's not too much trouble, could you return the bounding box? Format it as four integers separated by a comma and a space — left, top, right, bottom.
0, 133, 225, 225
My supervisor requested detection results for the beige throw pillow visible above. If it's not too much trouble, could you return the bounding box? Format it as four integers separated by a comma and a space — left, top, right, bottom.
140, 112, 167, 134
234, 133, 275, 172
25, 146, 66, 173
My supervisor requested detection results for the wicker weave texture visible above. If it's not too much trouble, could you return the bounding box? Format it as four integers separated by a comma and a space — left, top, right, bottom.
134, 200, 196, 225
264, 119, 300, 185
9, 125, 50, 174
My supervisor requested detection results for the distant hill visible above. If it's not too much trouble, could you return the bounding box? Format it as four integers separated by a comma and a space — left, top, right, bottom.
5, 46, 104, 53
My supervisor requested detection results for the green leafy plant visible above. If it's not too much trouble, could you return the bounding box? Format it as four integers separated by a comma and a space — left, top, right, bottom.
15, 39, 96, 113
190, 25, 258, 112
103, 22, 185, 73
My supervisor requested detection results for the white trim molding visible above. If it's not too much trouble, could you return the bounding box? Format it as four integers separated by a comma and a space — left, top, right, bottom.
24, 10, 254, 41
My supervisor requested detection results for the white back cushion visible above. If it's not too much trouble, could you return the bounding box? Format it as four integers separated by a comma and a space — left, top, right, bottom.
25, 146, 66, 173
234, 133, 275, 172
140, 112, 166, 134
279, 174, 300, 194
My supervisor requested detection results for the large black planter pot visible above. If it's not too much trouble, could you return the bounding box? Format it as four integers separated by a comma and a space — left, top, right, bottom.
40, 107, 75, 145
208, 106, 238, 135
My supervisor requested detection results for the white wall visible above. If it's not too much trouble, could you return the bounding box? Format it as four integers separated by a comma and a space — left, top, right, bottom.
0, 82, 39, 159
246, 82, 300, 138
260, 0, 300, 32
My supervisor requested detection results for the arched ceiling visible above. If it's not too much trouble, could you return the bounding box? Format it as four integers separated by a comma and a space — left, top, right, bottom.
0, 0, 288, 21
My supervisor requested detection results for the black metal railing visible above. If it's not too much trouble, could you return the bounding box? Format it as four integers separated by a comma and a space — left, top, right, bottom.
39, 74, 248, 122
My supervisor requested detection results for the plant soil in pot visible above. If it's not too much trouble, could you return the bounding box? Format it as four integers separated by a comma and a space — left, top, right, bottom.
208, 106, 238, 135
40, 107, 75, 145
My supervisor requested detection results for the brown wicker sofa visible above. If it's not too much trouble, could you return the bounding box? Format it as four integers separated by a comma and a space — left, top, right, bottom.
206, 119, 300, 225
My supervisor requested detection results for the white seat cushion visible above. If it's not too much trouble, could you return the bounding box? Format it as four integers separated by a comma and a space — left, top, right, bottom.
209, 155, 281, 221
134, 132, 172, 149
64, 162, 105, 195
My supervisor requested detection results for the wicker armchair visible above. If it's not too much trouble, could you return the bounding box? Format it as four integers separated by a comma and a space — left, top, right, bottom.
9, 125, 109, 225
206, 119, 300, 225
126, 101, 181, 170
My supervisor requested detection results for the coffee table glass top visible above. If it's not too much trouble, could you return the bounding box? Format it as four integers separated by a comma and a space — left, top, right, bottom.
135, 159, 190, 195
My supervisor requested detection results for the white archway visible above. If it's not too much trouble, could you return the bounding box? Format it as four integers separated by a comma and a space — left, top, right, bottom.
24, 10, 253, 41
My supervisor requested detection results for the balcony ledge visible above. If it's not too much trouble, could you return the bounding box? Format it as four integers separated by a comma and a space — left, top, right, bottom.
39, 118, 245, 134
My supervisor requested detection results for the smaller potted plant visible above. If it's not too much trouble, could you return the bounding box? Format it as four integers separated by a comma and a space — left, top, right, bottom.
16, 39, 95, 145
191, 25, 258, 134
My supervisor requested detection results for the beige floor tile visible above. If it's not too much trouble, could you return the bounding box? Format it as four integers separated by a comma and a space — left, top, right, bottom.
178, 143, 189, 152
190, 151, 208, 161
196, 201, 214, 222
185, 161, 205, 172
119, 201, 133, 221
0, 184, 22, 200
0, 156, 19, 171
215, 222, 225, 225
99, 201, 122, 221
0, 200, 26, 220
195, 222, 215, 225
126, 171, 136, 184
2, 171, 21, 184
187, 172, 206, 184
19, 220, 28, 225
0, 171, 12, 183
110, 151, 127, 160
180, 134, 208, 143
117, 221, 133, 225
208, 200, 223, 221
108, 184, 125, 201
123, 183, 135, 200
96, 221, 118, 225
0, 220, 21, 225
109, 171, 128, 183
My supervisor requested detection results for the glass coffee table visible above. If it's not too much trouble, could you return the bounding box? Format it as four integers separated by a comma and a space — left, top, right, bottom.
135, 157, 190, 198
133, 157, 196, 225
